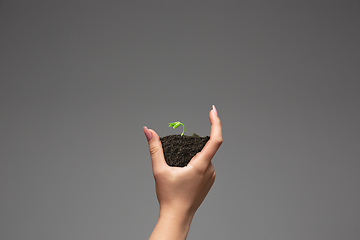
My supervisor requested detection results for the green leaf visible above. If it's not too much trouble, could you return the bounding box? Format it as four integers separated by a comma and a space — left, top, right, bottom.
168, 122, 180, 128
168, 121, 185, 136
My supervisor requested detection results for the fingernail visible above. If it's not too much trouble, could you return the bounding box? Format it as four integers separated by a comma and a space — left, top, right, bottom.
212, 105, 218, 116
143, 126, 153, 141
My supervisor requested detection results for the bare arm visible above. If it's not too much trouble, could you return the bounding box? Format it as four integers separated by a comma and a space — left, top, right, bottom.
143, 105, 223, 240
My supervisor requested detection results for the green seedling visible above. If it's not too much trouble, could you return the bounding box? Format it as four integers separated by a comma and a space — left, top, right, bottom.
168, 121, 185, 136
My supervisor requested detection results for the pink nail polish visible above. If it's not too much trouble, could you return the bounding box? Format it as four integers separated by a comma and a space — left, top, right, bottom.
143, 126, 153, 141
212, 105, 218, 116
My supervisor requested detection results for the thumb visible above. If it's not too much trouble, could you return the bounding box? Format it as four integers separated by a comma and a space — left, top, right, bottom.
143, 126, 167, 173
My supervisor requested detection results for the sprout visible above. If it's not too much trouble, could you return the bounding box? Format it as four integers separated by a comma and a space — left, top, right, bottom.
168, 121, 185, 136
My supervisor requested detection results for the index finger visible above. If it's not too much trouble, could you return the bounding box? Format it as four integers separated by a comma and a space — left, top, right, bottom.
188, 106, 223, 169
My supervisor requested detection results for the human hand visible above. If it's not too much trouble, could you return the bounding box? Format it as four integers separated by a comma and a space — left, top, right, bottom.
144, 106, 222, 240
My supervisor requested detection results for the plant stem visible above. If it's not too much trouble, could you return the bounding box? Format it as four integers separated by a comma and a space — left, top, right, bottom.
180, 123, 185, 136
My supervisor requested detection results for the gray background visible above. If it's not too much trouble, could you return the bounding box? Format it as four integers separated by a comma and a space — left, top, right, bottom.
1, 1, 359, 239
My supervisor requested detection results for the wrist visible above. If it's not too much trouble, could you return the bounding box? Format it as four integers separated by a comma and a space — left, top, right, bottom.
148, 206, 194, 240
159, 205, 195, 227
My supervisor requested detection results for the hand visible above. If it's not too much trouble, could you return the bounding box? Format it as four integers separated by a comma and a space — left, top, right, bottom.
144, 106, 222, 240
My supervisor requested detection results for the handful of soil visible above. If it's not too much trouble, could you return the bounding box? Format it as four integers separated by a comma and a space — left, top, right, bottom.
160, 134, 210, 167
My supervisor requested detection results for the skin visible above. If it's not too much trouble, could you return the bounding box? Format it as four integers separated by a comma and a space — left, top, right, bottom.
143, 107, 223, 240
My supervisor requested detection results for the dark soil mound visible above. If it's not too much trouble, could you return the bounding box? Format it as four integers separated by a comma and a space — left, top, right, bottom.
160, 134, 210, 167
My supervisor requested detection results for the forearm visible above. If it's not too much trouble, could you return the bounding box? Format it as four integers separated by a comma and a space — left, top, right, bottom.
149, 208, 194, 240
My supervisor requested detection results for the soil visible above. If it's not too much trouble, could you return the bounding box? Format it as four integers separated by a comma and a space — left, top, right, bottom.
160, 134, 210, 167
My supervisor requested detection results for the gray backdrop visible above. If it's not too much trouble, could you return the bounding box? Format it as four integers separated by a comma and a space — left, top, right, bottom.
1, 1, 359, 240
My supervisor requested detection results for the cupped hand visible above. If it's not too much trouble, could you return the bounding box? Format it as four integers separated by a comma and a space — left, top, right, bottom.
143, 106, 223, 216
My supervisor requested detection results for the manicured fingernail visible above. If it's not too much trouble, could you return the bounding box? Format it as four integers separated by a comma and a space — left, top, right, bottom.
212, 105, 218, 116
143, 126, 153, 141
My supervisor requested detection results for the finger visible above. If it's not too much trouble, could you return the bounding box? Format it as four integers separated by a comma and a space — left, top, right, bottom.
143, 126, 167, 174
188, 106, 223, 170
200, 107, 223, 160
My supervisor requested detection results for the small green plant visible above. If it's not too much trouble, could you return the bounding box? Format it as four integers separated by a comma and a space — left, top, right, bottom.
168, 121, 185, 136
